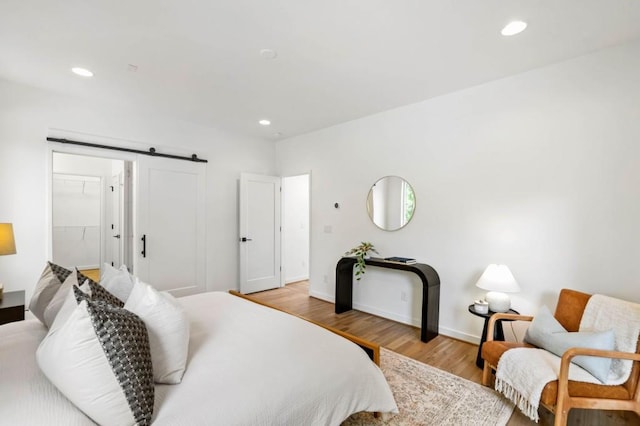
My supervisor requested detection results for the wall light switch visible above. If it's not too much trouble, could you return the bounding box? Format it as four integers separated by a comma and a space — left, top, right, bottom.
324, 225, 332, 234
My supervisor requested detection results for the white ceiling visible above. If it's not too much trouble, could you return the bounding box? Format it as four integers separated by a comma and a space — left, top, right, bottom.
1, 1, 640, 141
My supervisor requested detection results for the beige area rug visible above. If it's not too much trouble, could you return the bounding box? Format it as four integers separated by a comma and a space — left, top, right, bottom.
343, 348, 515, 426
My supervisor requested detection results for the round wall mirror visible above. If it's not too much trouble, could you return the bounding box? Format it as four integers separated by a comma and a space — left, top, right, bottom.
366, 176, 416, 231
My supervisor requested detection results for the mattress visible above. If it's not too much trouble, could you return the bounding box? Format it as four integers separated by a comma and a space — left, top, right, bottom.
0, 291, 397, 425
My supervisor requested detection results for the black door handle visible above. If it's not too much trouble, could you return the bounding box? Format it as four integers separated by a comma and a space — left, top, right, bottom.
240, 237, 253, 242
113, 234, 121, 239
141, 234, 146, 257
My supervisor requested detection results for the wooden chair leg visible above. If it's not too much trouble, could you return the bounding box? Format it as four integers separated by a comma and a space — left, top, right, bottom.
553, 406, 569, 426
554, 380, 570, 426
482, 363, 493, 386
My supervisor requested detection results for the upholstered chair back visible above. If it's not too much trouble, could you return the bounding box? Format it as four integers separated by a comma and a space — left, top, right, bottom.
553, 289, 591, 332
553, 289, 640, 396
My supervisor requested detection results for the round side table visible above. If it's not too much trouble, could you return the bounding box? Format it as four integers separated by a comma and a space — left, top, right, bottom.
468, 304, 519, 369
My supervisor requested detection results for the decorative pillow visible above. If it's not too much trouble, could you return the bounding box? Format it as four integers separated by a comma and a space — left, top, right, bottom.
36, 298, 154, 426
42, 270, 79, 328
124, 278, 190, 384
28, 262, 72, 324
524, 305, 615, 382
100, 263, 134, 303
48, 281, 90, 334
85, 278, 124, 308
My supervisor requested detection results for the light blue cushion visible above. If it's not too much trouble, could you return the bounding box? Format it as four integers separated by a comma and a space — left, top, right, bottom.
524, 305, 615, 382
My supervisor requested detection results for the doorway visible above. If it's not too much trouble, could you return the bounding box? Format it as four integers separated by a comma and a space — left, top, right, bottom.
49, 145, 207, 296
51, 152, 133, 279
238, 172, 311, 294
281, 174, 310, 285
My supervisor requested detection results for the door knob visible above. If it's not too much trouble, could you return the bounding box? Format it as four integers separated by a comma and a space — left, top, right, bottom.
240, 237, 253, 242
113, 234, 121, 239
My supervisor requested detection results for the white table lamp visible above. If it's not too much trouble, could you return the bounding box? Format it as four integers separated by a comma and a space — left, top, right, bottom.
475, 264, 520, 313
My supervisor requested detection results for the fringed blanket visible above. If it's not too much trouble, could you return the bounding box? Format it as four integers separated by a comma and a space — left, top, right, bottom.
580, 294, 640, 384
495, 294, 640, 422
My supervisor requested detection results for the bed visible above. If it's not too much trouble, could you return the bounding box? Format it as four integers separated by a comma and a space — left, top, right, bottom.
0, 291, 398, 425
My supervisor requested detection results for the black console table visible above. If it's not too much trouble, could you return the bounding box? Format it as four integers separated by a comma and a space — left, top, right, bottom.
335, 258, 440, 343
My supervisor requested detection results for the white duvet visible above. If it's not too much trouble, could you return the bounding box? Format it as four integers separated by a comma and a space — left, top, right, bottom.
0, 292, 397, 425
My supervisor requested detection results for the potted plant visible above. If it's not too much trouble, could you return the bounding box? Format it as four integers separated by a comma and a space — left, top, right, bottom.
344, 242, 378, 280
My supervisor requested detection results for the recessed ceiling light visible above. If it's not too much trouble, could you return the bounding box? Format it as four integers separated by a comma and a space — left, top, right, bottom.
71, 67, 94, 77
259, 49, 278, 60
501, 21, 527, 36
259, 119, 271, 126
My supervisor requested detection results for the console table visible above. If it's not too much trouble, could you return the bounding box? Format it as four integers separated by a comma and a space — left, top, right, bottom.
335, 257, 440, 342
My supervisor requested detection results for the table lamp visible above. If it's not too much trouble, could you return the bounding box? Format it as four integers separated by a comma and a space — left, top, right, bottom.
0, 223, 17, 300
475, 264, 519, 313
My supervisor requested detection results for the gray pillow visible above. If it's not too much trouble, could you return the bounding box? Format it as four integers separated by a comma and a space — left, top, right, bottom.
29, 262, 72, 325
42, 272, 78, 328
524, 305, 615, 382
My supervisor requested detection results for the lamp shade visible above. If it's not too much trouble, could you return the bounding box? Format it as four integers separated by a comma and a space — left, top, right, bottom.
0, 223, 17, 256
475, 264, 519, 293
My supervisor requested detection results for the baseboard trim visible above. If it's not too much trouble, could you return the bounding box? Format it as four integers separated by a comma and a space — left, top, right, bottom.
352, 301, 422, 328
309, 290, 334, 302
285, 275, 309, 284
308, 289, 480, 344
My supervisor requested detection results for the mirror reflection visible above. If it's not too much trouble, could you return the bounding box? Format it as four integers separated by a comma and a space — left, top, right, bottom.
366, 176, 415, 231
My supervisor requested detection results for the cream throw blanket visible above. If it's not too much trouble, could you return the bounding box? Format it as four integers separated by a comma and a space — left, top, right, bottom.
495, 294, 640, 422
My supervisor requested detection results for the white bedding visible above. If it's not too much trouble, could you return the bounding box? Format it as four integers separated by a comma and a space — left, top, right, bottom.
0, 292, 397, 425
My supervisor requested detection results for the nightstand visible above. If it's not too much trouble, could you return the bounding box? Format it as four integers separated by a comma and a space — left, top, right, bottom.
0, 290, 25, 325
468, 304, 519, 368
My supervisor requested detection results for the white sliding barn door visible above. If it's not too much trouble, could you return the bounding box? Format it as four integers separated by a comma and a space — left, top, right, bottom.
239, 173, 281, 294
135, 157, 206, 297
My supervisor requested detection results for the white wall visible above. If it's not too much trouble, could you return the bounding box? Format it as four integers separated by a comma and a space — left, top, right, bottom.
52, 174, 101, 269
0, 78, 276, 302
282, 174, 310, 283
276, 39, 640, 343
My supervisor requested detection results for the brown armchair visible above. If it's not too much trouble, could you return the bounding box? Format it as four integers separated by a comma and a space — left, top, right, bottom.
480, 289, 640, 426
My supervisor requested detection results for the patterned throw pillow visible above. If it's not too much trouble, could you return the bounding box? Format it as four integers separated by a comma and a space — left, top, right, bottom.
86, 279, 124, 307
76, 269, 98, 286
37, 297, 154, 426
29, 262, 73, 324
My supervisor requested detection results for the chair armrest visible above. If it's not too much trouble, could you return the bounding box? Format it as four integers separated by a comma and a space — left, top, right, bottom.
486, 314, 534, 343
558, 346, 640, 383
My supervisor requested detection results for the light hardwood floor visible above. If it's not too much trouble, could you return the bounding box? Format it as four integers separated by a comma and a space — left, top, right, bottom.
245, 281, 639, 426
79, 268, 100, 282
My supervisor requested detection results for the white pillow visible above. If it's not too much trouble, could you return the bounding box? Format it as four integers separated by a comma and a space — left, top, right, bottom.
100, 263, 134, 303
29, 262, 72, 324
37, 298, 154, 426
124, 278, 190, 384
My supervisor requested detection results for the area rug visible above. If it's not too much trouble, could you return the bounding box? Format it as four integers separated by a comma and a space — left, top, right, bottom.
342, 348, 515, 426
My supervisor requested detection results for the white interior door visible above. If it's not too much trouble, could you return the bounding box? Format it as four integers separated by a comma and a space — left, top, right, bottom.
135, 157, 206, 297
109, 173, 122, 268
239, 173, 281, 294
